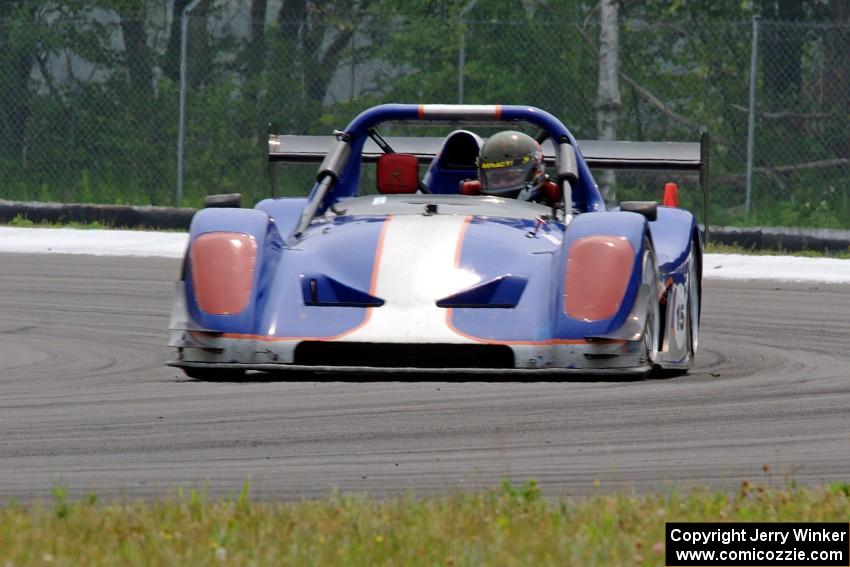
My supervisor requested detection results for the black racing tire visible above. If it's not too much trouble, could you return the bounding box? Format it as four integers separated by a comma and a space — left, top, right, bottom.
182, 366, 246, 381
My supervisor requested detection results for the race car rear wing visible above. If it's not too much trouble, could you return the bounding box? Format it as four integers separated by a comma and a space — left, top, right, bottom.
268, 132, 711, 234
269, 133, 708, 172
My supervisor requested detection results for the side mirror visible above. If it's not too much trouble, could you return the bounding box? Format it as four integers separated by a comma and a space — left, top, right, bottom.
620, 201, 658, 222
204, 193, 242, 208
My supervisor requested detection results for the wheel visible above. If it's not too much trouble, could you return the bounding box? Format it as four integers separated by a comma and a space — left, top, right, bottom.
656, 241, 700, 378
641, 238, 661, 369
182, 366, 246, 381
686, 242, 701, 358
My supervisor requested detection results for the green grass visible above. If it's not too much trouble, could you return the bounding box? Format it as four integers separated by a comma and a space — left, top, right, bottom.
1, 480, 849, 566
5, 215, 109, 230
705, 241, 850, 259
2, 215, 187, 232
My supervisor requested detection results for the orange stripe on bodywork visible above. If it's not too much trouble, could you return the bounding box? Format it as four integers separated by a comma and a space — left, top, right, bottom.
494, 105, 502, 120
418, 104, 425, 120
452, 215, 473, 266
443, 217, 473, 340
368, 215, 392, 295
190, 232, 257, 315
564, 236, 634, 321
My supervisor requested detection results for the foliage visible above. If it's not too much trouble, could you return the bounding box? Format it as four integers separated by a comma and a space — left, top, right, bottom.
0, 0, 847, 227
1, 480, 849, 566
704, 241, 850, 259
3, 214, 190, 231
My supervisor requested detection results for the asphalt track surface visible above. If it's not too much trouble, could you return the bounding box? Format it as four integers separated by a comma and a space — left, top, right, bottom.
1, 252, 848, 501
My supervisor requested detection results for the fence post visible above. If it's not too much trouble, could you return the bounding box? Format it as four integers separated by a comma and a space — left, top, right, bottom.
177, 0, 205, 208
745, 15, 759, 215
457, 0, 478, 104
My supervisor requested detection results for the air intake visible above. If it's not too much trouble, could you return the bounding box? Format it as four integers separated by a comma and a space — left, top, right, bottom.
293, 342, 514, 369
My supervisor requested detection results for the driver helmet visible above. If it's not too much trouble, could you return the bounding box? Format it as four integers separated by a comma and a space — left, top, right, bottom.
477, 131, 545, 199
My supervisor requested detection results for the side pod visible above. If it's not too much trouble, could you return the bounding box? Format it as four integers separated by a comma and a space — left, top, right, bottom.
648, 206, 699, 275
181, 208, 282, 335
557, 211, 650, 339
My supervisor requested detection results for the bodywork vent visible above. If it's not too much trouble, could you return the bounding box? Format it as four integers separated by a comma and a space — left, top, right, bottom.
293, 342, 514, 369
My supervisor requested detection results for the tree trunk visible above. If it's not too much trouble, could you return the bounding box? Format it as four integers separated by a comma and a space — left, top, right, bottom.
277, 0, 360, 130
278, 0, 307, 52
238, 0, 268, 138
246, 0, 268, 80
0, 2, 36, 161
187, 0, 213, 88
760, 0, 804, 109
596, 0, 620, 202
162, 0, 190, 82
117, 7, 153, 97
823, 0, 850, 155
162, 0, 212, 87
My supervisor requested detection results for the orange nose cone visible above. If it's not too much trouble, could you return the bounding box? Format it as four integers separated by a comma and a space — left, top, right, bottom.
663, 182, 679, 208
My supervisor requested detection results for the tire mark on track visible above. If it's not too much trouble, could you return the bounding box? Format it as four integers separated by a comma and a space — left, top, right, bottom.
0, 253, 849, 499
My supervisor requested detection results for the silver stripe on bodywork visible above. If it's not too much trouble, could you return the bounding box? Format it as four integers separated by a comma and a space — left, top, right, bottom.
340, 215, 477, 343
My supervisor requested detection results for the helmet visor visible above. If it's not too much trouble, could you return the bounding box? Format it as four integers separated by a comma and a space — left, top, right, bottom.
479, 157, 535, 194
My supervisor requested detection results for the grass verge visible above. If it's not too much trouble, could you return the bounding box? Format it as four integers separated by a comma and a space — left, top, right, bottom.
2, 480, 849, 566
704, 241, 850, 259
1, 215, 187, 232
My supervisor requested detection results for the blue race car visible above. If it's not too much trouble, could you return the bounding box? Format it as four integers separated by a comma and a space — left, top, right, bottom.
169, 104, 706, 378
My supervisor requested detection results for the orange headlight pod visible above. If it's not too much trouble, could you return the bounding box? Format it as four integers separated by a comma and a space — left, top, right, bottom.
190, 232, 257, 315
564, 235, 635, 321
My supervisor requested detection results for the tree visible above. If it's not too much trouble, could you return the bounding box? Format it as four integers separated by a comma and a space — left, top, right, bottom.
274, 0, 372, 131
246, 0, 268, 81
113, 0, 154, 98
758, 0, 805, 108
368, 0, 594, 132
162, 0, 213, 87
823, 0, 849, 155
596, 0, 620, 201
0, 1, 38, 162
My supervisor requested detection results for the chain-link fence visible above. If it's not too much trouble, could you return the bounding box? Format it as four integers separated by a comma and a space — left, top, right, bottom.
0, 1, 847, 228
743, 19, 850, 228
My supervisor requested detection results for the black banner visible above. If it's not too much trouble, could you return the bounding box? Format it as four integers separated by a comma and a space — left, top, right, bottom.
666, 523, 849, 566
